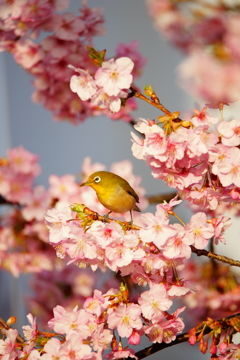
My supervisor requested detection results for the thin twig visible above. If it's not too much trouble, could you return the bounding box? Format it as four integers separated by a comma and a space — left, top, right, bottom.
190, 245, 240, 268
129, 86, 172, 115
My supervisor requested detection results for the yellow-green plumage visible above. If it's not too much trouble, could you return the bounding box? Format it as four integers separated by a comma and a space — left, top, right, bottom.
80, 171, 140, 223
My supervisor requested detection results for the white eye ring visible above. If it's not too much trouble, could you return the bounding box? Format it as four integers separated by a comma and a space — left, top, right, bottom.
94, 176, 101, 183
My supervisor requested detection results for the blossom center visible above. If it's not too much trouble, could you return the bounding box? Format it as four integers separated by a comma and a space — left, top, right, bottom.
154, 224, 162, 233
122, 315, 130, 325
69, 350, 76, 359
231, 165, 240, 176
234, 126, 240, 136
110, 71, 119, 80
104, 229, 113, 238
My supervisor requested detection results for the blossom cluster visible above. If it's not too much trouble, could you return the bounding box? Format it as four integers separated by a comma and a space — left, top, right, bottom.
0, 289, 185, 360
131, 107, 240, 212
45, 194, 230, 296
147, 0, 240, 104
0, 1, 145, 122
0, 146, 147, 276
69, 56, 134, 114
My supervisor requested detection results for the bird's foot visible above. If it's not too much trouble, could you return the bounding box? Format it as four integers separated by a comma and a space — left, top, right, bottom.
103, 211, 111, 222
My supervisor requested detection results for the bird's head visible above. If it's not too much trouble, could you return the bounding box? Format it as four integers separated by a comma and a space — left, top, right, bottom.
80, 171, 114, 192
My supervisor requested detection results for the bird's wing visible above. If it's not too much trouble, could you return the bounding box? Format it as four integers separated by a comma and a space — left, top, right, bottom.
125, 187, 140, 203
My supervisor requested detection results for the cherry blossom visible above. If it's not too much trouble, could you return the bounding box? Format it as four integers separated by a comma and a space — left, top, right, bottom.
138, 284, 173, 320
186, 212, 214, 249
107, 303, 142, 338
95, 57, 134, 96
45, 206, 74, 244
69, 66, 97, 101
0, 329, 20, 360
139, 206, 177, 249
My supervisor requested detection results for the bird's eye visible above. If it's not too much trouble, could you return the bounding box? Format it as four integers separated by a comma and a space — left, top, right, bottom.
94, 176, 101, 183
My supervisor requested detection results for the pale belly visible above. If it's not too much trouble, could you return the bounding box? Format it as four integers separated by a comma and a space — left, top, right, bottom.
97, 184, 136, 213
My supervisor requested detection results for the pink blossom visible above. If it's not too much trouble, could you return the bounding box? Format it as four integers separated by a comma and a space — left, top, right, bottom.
79, 4, 106, 38
191, 107, 219, 127
90, 88, 124, 113
168, 284, 191, 297
28, 350, 42, 360
128, 329, 142, 345
131, 131, 145, 160
95, 57, 134, 96
41, 338, 62, 360
163, 223, 193, 259
0, 0, 25, 20
105, 235, 140, 271
64, 227, 97, 260
179, 51, 240, 104
144, 124, 167, 157
20, 0, 53, 24
144, 315, 184, 344
59, 334, 93, 360
139, 206, 177, 249
107, 303, 142, 338
1, 172, 33, 204
48, 306, 91, 340
186, 212, 214, 249
84, 289, 106, 317
22, 313, 38, 340
218, 119, 240, 146
48, 174, 79, 200
13, 39, 43, 69
219, 343, 240, 360
0, 329, 20, 360
158, 195, 182, 214
22, 185, 50, 221
211, 216, 232, 245
105, 348, 137, 360
69, 66, 97, 101
214, 147, 240, 187
138, 284, 172, 319
88, 221, 124, 248
52, 13, 84, 41
45, 206, 73, 244
7, 146, 40, 176
92, 324, 113, 352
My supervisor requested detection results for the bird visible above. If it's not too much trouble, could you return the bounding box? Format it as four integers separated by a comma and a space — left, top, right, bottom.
80, 171, 141, 224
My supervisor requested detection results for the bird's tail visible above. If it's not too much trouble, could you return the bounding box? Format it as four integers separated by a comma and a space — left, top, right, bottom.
133, 204, 141, 212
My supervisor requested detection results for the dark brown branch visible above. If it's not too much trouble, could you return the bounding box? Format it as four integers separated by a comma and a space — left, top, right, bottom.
131, 312, 240, 360
146, 192, 177, 204
191, 245, 240, 268
0, 195, 13, 205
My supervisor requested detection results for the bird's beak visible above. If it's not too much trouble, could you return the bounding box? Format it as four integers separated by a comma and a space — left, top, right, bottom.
79, 180, 93, 187
79, 181, 86, 187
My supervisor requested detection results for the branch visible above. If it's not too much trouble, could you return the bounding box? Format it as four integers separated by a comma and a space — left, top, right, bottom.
190, 245, 240, 268
129, 86, 172, 115
0, 317, 25, 344
0, 195, 13, 206
131, 312, 240, 360
146, 192, 177, 204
